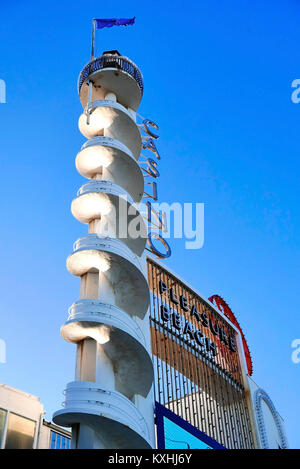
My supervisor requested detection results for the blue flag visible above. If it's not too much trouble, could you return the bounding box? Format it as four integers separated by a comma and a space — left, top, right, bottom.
95, 17, 135, 30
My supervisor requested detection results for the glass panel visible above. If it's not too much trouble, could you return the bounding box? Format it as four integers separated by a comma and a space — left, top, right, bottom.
163, 416, 212, 449
49, 431, 71, 449
5, 413, 35, 449
50, 431, 56, 449
0, 409, 7, 446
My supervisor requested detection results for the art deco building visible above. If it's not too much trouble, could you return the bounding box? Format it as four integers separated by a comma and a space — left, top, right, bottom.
50, 48, 288, 450
53, 51, 155, 449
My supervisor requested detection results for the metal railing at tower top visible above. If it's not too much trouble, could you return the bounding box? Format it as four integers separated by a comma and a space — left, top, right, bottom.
78, 54, 144, 95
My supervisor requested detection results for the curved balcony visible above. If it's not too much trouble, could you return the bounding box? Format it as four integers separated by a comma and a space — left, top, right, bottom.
75, 137, 144, 202
53, 381, 152, 449
78, 54, 143, 111
66, 234, 150, 318
61, 300, 153, 398
79, 100, 141, 159
71, 180, 147, 256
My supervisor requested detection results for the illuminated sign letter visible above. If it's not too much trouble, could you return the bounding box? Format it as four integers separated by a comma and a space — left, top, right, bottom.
209, 319, 219, 336
159, 280, 168, 294
143, 158, 160, 178
194, 330, 205, 347
144, 181, 158, 200
206, 338, 217, 356
160, 304, 170, 321
219, 328, 228, 345
147, 201, 168, 232
142, 119, 159, 139
180, 295, 189, 312
170, 288, 178, 305
183, 321, 195, 340
190, 305, 201, 322
143, 138, 161, 160
147, 232, 171, 259
172, 312, 182, 330
229, 336, 236, 352
201, 311, 209, 328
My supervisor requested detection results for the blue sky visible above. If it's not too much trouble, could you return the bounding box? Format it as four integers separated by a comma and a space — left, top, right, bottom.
0, 0, 299, 448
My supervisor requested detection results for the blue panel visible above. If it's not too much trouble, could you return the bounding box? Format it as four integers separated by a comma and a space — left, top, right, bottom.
156, 402, 226, 449
50, 431, 71, 449
50, 431, 56, 449
56, 433, 61, 449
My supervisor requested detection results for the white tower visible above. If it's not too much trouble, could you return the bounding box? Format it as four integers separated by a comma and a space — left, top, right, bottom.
53, 51, 155, 449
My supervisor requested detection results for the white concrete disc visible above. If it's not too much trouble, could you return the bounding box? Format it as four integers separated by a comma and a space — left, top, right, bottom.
61, 300, 153, 398
75, 137, 144, 202
78, 100, 141, 158
66, 235, 150, 318
71, 181, 147, 256
79, 67, 142, 111
53, 382, 152, 449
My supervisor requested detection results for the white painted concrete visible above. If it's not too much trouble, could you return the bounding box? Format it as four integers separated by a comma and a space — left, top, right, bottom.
75, 137, 144, 202
79, 62, 142, 111
54, 52, 155, 449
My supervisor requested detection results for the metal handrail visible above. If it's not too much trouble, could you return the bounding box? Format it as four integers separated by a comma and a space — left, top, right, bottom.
78, 55, 144, 95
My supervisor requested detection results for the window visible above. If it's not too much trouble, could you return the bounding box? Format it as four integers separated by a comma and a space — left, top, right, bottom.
0, 409, 7, 446
56, 433, 61, 449
50, 431, 56, 449
50, 431, 71, 449
5, 413, 35, 449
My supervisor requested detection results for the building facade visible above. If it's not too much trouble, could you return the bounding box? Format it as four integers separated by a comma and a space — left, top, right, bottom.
147, 259, 288, 449
0, 384, 70, 449
148, 259, 255, 449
